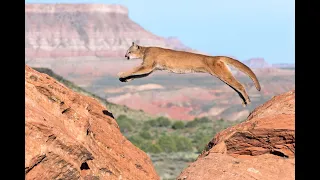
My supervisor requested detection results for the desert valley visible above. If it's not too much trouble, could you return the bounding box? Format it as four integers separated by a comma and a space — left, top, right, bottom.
25, 3, 295, 180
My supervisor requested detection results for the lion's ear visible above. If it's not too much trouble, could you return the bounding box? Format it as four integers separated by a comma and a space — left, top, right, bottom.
132, 41, 139, 49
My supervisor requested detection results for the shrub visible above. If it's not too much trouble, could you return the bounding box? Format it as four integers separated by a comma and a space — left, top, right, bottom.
117, 120, 133, 133
172, 121, 185, 129
198, 117, 210, 123
128, 135, 163, 153
194, 135, 212, 153
128, 135, 145, 147
185, 118, 201, 128
157, 135, 177, 152
156, 117, 171, 127
173, 136, 193, 152
146, 119, 157, 127
142, 123, 151, 131
117, 115, 134, 123
139, 131, 152, 140
156, 135, 194, 153
185, 117, 211, 128
146, 117, 171, 127
144, 143, 163, 153
116, 115, 135, 133
191, 131, 214, 153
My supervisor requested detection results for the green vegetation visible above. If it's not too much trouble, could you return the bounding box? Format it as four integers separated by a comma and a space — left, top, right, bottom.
146, 116, 171, 127
114, 115, 243, 154
115, 114, 243, 179
116, 115, 136, 133
171, 121, 185, 129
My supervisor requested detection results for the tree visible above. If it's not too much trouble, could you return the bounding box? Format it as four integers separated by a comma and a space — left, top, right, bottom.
172, 121, 185, 129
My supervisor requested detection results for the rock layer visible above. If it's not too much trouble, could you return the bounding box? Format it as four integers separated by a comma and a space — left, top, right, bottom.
178, 90, 295, 180
25, 65, 159, 180
25, 4, 194, 58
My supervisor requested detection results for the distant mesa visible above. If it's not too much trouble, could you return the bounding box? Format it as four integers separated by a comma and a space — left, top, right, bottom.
25, 3, 293, 70
242, 58, 271, 69
242, 58, 295, 69
25, 4, 195, 59
25, 4, 129, 14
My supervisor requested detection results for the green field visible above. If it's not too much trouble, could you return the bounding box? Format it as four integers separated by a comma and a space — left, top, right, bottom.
116, 115, 242, 179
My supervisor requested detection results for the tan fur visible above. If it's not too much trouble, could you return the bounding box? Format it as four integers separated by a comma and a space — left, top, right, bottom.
119, 42, 261, 106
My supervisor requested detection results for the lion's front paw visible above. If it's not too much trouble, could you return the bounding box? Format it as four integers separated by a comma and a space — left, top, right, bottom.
119, 77, 133, 82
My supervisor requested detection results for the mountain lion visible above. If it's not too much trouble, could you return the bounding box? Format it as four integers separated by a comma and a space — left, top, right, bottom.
117, 42, 261, 106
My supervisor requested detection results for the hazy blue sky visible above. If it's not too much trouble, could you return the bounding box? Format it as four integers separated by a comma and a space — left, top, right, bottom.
26, 0, 295, 64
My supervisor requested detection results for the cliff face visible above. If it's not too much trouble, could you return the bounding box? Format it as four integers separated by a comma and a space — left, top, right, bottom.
25, 65, 159, 180
25, 4, 193, 58
178, 90, 295, 180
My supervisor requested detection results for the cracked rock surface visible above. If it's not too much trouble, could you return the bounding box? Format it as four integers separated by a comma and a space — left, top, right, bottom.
25, 65, 159, 180
178, 90, 295, 180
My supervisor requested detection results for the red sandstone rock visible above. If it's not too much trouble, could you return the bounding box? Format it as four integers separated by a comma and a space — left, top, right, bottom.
25, 65, 159, 180
177, 90, 295, 180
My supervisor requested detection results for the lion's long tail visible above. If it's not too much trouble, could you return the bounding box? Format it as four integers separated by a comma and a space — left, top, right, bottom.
221, 57, 261, 91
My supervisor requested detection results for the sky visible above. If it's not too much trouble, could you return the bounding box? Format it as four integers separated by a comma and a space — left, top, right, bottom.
26, 0, 295, 64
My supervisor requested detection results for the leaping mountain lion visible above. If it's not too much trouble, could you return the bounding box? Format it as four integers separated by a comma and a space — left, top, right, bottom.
117, 42, 261, 106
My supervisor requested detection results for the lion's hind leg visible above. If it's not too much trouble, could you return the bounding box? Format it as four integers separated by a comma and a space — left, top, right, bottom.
208, 61, 251, 106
